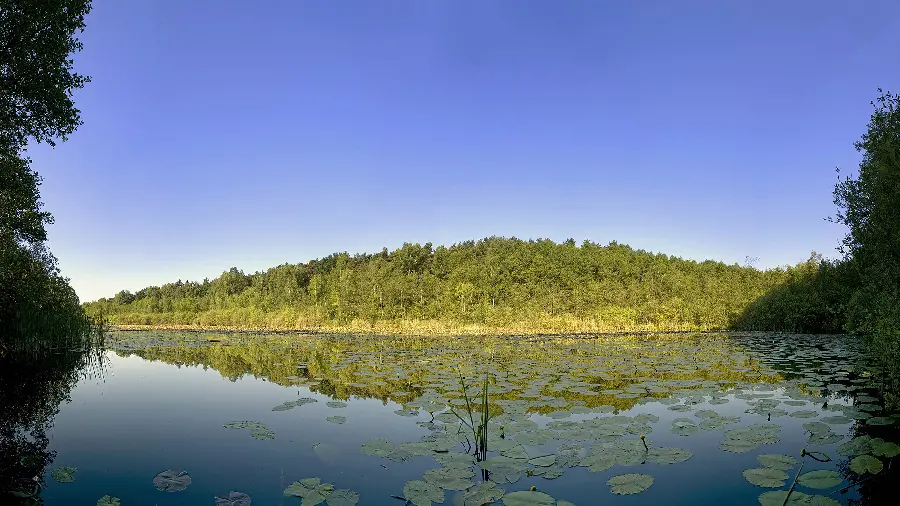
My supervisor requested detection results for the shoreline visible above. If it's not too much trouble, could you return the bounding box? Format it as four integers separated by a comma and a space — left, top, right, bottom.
105, 322, 732, 337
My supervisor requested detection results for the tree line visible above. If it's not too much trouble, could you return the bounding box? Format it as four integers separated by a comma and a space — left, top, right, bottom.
84, 237, 819, 332
84, 89, 900, 340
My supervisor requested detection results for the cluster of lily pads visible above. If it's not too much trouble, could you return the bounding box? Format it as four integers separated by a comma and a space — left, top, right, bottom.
101, 331, 900, 505
283, 477, 359, 506
48, 467, 250, 506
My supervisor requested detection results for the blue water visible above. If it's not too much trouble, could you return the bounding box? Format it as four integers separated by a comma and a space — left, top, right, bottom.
31, 332, 883, 506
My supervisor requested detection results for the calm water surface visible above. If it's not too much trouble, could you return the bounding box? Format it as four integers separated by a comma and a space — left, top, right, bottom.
16, 332, 900, 505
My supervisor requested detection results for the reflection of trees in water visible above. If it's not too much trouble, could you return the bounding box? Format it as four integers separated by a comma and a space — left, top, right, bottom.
841, 423, 899, 506
0, 334, 106, 504
737, 333, 899, 506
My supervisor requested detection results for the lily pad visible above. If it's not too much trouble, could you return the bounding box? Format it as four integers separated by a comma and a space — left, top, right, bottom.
873, 441, 900, 458
743, 468, 788, 488
671, 420, 699, 436
502, 490, 555, 506
403, 479, 444, 506
757, 454, 798, 470
647, 447, 692, 465
838, 436, 874, 456
216, 491, 252, 506
361, 438, 394, 457
849, 455, 883, 475
284, 478, 335, 505
97, 496, 121, 506
326, 401, 348, 408
50, 467, 77, 483
153, 470, 192, 492
796, 470, 842, 489
527, 455, 556, 467
422, 467, 475, 491
458, 482, 505, 506
326, 416, 346, 424
327, 489, 360, 506
758, 490, 809, 506
607, 473, 654, 495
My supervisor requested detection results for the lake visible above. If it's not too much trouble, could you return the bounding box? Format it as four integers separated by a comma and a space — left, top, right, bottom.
6, 331, 899, 505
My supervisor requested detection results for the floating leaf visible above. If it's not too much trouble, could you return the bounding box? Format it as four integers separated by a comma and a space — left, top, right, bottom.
97, 496, 121, 506
758, 490, 809, 506
607, 473, 654, 495
646, 447, 692, 465
326, 416, 346, 424
403, 479, 444, 506
50, 467, 77, 483
499, 445, 529, 460
757, 454, 798, 470
804, 495, 842, 506
873, 441, 900, 458
502, 490, 555, 505
422, 467, 474, 491
153, 470, 192, 492
458, 483, 504, 506
327, 489, 359, 506
796, 470, 842, 489
671, 420, 699, 436
838, 436, 874, 457
361, 438, 394, 457
849, 455, 883, 475
789, 410, 819, 419
284, 478, 335, 505
326, 401, 348, 408
216, 491, 252, 506
579, 452, 616, 472
527, 455, 556, 467
743, 468, 788, 488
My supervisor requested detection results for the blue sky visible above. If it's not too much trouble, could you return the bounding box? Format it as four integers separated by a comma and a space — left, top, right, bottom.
27, 0, 900, 302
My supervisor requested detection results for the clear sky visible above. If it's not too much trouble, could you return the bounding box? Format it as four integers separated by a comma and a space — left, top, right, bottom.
26, 0, 900, 303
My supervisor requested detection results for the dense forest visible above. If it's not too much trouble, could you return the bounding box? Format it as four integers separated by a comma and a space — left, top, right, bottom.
83, 237, 830, 333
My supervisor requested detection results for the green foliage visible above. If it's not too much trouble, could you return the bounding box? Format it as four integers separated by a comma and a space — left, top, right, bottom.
0, 0, 92, 150
732, 253, 857, 334
0, 0, 94, 343
832, 89, 900, 338
86, 237, 804, 332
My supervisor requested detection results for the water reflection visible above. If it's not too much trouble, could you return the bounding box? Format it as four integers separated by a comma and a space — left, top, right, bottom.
1, 333, 106, 504
9, 331, 895, 505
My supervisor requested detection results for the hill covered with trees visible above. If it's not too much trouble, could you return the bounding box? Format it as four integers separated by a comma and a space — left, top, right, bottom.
83, 237, 826, 334
84, 88, 898, 341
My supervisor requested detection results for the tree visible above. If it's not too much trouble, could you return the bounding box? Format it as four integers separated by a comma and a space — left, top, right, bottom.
0, 0, 93, 338
0, 0, 92, 150
832, 89, 900, 335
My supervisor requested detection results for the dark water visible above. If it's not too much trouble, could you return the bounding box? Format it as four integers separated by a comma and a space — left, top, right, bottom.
4, 331, 898, 505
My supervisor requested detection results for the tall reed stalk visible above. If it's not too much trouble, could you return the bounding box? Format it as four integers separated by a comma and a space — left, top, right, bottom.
450, 371, 492, 462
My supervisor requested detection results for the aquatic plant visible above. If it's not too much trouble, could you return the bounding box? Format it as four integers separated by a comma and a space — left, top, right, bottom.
449, 371, 493, 462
